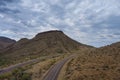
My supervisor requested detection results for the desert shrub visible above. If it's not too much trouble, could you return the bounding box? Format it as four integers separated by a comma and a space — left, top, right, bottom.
0, 58, 9, 66
0, 73, 11, 80
102, 65, 109, 70
21, 73, 31, 80
11, 68, 32, 80
117, 69, 120, 73
56, 49, 63, 53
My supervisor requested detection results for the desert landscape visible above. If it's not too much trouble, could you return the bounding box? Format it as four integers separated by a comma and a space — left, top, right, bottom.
0, 31, 119, 80
0, 0, 120, 80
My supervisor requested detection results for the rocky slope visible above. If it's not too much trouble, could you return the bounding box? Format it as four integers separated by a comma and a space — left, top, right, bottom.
0, 37, 16, 51
64, 41, 120, 80
0, 30, 92, 66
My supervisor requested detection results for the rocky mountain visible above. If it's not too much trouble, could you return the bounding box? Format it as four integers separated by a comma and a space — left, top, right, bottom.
1, 30, 92, 60
0, 37, 16, 51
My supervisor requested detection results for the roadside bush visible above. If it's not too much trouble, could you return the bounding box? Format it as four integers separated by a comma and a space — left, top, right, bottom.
11, 68, 32, 80
0, 58, 8, 66
56, 49, 63, 53
0, 73, 11, 80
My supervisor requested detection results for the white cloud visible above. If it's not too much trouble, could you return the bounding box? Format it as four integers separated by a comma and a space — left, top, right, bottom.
64, 18, 75, 26
1, 30, 15, 34
0, 0, 120, 47
0, 14, 4, 18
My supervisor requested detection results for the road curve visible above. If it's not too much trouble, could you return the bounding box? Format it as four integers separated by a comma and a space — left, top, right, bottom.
42, 55, 75, 80
0, 55, 60, 75
0, 58, 40, 75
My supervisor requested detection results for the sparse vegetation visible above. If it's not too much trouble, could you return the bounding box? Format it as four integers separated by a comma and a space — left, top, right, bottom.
56, 49, 63, 53
63, 44, 120, 80
27, 55, 66, 80
0, 68, 31, 80
0, 31, 89, 68
1, 31, 120, 80
11, 68, 32, 80
0, 73, 12, 80
0, 57, 11, 68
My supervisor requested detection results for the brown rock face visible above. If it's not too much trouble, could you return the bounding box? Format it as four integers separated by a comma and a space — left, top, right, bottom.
1, 30, 91, 58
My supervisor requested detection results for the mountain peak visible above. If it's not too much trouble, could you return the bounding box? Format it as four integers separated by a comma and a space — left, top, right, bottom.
41, 30, 63, 33
1, 30, 92, 57
35, 30, 63, 37
34, 30, 64, 40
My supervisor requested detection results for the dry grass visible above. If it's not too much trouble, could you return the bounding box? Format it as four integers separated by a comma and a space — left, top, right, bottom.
64, 47, 120, 80
27, 54, 67, 80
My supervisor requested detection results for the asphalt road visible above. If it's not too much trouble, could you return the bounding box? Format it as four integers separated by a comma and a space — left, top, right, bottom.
42, 55, 75, 80
0, 55, 61, 75
0, 58, 40, 75
0, 54, 75, 80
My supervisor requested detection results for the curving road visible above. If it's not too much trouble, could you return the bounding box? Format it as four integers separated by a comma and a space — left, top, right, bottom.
0, 58, 40, 75
42, 55, 75, 80
0, 55, 59, 75
0, 54, 75, 80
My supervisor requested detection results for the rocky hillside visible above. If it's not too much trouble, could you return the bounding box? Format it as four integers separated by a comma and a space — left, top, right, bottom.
0, 30, 92, 66
0, 37, 16, 51
64, 41, 120, 80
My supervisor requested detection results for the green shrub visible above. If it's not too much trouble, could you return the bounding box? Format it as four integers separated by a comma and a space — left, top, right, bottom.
0, 73, 11, 79
22, 73, 31, 80
56, 49, 63, 53
11, 68, 32, 80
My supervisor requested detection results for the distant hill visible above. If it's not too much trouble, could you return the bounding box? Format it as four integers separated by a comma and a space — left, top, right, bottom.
0, 37, 16, 51
98, 41, 120, 55
1, 30, 92, 58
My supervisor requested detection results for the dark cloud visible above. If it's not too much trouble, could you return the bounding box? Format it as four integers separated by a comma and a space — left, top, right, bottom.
0, 0, 20, 14
109, 16, 120, 23
0, 0, 19, 6
58, 0, 72, 4
0, 7, 20, 14
113, 32, 120, 36
2, 0, 15, 2
0, 1, 6, 6
50, 5, 65, 18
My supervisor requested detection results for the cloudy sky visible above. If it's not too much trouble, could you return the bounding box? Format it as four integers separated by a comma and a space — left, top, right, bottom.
0, 0, 120, 47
